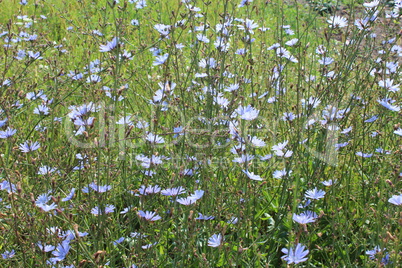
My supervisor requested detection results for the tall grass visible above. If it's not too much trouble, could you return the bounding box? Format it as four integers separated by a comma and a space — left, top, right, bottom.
0, 0, 401, 267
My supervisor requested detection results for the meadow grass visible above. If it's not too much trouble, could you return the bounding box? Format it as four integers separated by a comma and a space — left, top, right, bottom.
0, 0, 401, 267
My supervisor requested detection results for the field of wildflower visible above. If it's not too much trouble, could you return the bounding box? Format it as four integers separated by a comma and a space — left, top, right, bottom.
0, 0, 401, 267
